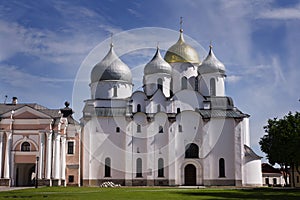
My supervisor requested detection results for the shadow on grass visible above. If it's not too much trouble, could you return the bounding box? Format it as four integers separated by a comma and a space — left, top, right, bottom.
174, 188, 300, 200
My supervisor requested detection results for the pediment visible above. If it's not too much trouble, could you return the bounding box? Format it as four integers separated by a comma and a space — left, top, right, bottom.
1, 105, 52, 119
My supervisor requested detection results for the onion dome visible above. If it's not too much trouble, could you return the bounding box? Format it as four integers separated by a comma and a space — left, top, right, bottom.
91, 44, 132, 83
198, 45, 225, 75
144, 47, 172, 75
164, 29, 200, 64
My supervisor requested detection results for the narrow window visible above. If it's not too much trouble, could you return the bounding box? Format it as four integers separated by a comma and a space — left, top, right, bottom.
297, 176, 299, 183
157, 104, 161, 112
219, 158, 225, 177
137, 147, 140, 153
177, 108, 181, 114
265, 178, 269, 185
116, 127, 120, 133
210, 78, 216, 96
157, 78, 163, 91
158, 158, 164, 177
137, 125, 141, 133
21, 142, 30, 152
136, 158, 142, 177
195, 78, 199, 91
67, 141, 74, 154
68, 175, 74, 183
185, 143, 199, 158
273, 178, 277, 185
159, 126, 164, 133
178, 125, 183, 132
113, 86, 117, 97
137, 104, 141, 112
105, 157, 111, 177
181, 77, 187, 90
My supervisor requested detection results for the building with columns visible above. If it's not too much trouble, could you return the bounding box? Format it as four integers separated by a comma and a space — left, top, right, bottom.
0, 99, 81, 186
81, 28, 263, 186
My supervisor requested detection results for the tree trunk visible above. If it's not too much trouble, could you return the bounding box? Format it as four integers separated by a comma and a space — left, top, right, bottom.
291, 163, 295, 187
296, 162, 300, 175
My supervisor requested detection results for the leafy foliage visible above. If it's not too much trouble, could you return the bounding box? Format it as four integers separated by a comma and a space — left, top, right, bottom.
259, 112, 300, 185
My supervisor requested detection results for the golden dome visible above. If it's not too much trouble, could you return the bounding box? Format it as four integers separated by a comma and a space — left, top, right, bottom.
164, 30, 200, 64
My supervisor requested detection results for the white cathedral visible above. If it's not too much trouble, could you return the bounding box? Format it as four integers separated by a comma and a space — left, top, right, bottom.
81, 28, 262, 186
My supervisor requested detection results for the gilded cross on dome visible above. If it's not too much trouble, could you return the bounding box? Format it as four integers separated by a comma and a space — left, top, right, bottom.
180, 17, 183, 32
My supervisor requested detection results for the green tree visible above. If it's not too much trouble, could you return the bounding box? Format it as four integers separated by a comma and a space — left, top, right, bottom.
259, 112, 300, 187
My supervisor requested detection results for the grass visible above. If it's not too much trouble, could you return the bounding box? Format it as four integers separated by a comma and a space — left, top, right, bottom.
0, 187, 300, 200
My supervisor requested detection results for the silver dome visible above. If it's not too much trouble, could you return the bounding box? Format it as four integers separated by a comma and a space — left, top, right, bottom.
91, 44, 132, 83
198, 45, 225, 75
144, 48, 172, 75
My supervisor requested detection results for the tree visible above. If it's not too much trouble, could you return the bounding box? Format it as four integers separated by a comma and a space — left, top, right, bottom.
259, 112, 300, 187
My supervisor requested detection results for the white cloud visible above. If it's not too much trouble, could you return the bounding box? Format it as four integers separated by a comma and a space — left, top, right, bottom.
258, 5, 300, 20
127, 8, 141, 18
226, 75, 241, 83
0, 64, 73, 88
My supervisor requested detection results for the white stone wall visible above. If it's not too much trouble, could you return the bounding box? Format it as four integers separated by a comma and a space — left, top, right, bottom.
143, 73, 171, 97
199, 74, 225, 96
170, 63, 198, 93
90, 81, 132, 99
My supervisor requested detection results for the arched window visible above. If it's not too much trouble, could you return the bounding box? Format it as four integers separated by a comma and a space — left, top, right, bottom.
137, 104, 141, 112
178, 125, 183, 132
157, 104, 161, 112
185, 143, 199, 158
137, 125, 141, 133
157, 78, 163, 91
105, 157, 111, 177
219, 158, 225, 177
265, 178, 269, 185
181, 77, 187, 90
116, 127, 120, 133
136, 158, 142, 177
21, 142, 30, 152
159, 126, 164, 133
177, 108, 181, 114
158, 158, 164, 177
210, 78, 216, 96
195, 78, 198, 91
273, 178, 277, 185
113, 86, 117, 97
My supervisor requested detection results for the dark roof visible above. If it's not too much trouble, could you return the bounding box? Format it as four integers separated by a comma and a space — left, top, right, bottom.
262, 163, 282, 174
244, 145, 262, 159
197, 109, 249, 119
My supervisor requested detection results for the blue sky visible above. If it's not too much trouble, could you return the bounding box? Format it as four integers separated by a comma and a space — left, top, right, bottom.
1, 0, 300, 160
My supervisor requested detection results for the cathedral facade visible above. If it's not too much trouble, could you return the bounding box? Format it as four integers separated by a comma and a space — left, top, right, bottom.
81, 28, 263, 186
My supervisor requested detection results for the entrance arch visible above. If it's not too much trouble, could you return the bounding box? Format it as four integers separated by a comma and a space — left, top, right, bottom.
184, 164, 196, 186
15, 164, 35, 186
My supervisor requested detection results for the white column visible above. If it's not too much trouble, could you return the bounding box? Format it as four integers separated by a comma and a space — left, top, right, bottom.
38, 132, 45, 179
46, 131, 53, 179
53, 133, 61, 179
0, 132, 3, 178
4, 132, 12, 179
61, 136, 66, 183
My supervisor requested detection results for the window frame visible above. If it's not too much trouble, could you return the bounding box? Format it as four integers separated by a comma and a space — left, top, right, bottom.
68, 175, 74, 183
67, 140, 75, 155
104, 157, 111, 177
219, 158, 226, 178
21, 141, 31, 152
136, 158, 143, 178
137, 124, 141, 133
158, 158, 164, 177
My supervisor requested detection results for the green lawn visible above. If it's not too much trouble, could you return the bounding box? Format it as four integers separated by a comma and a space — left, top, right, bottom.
0, 187, 300, 200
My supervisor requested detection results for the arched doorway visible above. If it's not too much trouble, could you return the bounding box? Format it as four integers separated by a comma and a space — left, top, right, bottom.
15, 164, 35, 186
184, 164, 196, 186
